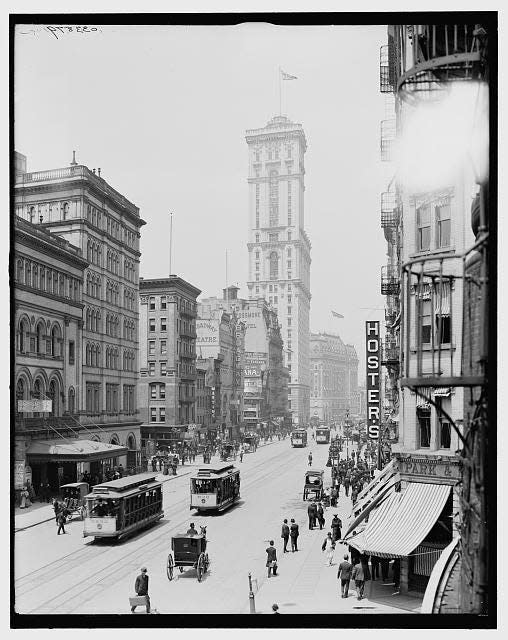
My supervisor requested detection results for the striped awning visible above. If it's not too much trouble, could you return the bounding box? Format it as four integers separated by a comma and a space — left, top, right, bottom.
346, 482, 451, 559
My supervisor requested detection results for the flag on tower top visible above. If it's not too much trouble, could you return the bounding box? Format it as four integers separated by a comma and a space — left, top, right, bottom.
281, 69, 298, 80
331, 310, 344, 319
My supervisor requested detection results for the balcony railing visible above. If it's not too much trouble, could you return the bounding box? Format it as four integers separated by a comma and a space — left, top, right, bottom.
380, 44, 395, 93
381, 191, 400, 228
381, 264, 400, 295
394, 24, 486, 103
380, 119, 396, 162
382, 341, 399, 366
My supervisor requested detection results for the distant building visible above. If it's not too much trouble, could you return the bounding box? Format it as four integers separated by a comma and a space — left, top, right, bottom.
198, 286, 288, 430
138, 276, 201, 450
195, 356, 222, 441
309, 332, 359, 424
14, 153, 145, 479
245, 115, 311, 425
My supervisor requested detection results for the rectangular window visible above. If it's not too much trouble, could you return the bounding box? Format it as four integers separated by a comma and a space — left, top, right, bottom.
287, 295, 292, 304
269, 284, 273, 292
149, 318, 156, 332
288, 272, 292, 280
148, 362, 155, 376
416, 204, 431, 251
255, 286, 259, 294
287, 260, 292, 269
417, 408, 431, 448
160, 383, 166, 399
288, 283, 292, 291
269, 296, 273, 304
149, 296, 156, 310
436, 204, 451, 248
255, 274, 259, 282
287, 306, 292, 315
440, 419, 451, 449
161, 340, 167, 354
160, 296, 167, 310
255, 262, 259, 271
418, 300, 432, 344
436, 315, 451, 344
148, 341, 155, 355
150, 384, 157, 399
160, 362, 167, 376
269, 233, 278, 242
274, 295, 278, 304
161, 318, 167, 332
150, 407, 157, 422
68, 340, 75, 365
159, 407, 166, 423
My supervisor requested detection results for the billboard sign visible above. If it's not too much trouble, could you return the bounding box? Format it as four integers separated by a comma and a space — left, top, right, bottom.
17, 399, 52, 413
365, 321, 380, 440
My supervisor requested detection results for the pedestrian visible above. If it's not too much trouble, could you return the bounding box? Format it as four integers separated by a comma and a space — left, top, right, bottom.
281, 518, 290, 553
331, 514, 342, 543
118, 464, 124, 478
351, 487, 358, 504
289, 518, 299, 552
53, 497, 61, 522
239, 449, 244, 463
308, 452, 313, 466
351, 559, 366, 600
337, 554, 353, 598
370, 555, 380, 580
317, 502, 325, 530
321, 532, 335, 566
131, 567, 150, 613
381, 557, 390, 582
307, 501, 317, 530
56, 509, 66, 535
266, 540, 278, 578
344, 476, 350, 497
392, 558, 401, 591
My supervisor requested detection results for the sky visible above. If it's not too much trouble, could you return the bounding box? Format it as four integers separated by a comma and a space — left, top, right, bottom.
14, 21, 392, 379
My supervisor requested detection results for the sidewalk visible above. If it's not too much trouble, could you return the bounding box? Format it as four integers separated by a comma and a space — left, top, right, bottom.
14, 465, 198, 533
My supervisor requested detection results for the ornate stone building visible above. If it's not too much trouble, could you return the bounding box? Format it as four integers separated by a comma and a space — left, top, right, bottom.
14, 153, 145, 475
245, 115, 311, 425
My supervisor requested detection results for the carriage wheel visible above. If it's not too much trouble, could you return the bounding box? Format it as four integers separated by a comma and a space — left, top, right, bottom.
197, 553, 205, 582
166, 554, 174, 580
204, 553, 209, 573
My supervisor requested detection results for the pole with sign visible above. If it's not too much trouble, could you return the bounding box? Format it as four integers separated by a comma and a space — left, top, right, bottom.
365, 321, 381, 468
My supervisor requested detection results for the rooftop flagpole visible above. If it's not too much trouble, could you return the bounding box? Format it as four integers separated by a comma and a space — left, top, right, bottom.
278, 67, 282, 115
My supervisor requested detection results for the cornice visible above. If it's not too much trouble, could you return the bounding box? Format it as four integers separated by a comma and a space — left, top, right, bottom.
14, 289, 84, 313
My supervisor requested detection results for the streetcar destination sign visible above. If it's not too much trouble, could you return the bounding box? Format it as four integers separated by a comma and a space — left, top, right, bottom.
365, 321, 380, 440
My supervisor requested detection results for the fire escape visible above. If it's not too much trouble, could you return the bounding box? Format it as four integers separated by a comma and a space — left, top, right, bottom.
392, 23, 490, 614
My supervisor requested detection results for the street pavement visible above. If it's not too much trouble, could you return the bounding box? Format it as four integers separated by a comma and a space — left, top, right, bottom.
14, 434, 421, 615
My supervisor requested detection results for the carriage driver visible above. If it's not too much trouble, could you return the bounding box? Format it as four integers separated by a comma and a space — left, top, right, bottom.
187, 523, 198, 535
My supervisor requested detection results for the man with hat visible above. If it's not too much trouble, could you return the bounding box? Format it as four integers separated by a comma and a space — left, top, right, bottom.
187, 523, 198, 535
331, 514, 342, 543
131, 567, 150, 613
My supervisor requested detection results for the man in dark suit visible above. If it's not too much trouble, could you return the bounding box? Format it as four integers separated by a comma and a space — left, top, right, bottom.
289, 518, 299, 552
331, 514, 342, 543
337, 554, 353, 598
131, 567, 150, 613
316, 503, 325, 530
281, 519, 290, 553
307, 501, 317, 530
266, 541, 278, 577
352, 560, 366, 600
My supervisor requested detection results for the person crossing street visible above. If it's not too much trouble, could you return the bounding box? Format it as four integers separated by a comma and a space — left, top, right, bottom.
308, 452, 313, 466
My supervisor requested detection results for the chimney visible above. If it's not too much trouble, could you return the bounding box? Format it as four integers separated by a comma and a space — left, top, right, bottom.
70, 150, 77, 166
92, 168, 96, 175
98, 168, 101, 177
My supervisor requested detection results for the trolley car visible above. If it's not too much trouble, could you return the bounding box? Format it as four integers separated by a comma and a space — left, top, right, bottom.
220, 442, 237, 461
316, 426, 331, 444
190, 464, 240, 512
243, 434, 258, 453
291, 429, 308, 448
303, 469, 324, 501
166, 530, 209, 582
83, 473, 163, 540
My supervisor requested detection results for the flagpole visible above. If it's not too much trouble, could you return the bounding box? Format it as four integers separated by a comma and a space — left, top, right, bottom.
278, 67, 282, 116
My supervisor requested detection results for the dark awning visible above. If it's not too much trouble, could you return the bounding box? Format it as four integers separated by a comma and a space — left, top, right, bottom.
26, 439, 128, 463
346, 482, 451, 559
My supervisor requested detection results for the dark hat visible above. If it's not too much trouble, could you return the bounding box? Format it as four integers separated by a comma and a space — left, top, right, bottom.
141, 567, 147, 572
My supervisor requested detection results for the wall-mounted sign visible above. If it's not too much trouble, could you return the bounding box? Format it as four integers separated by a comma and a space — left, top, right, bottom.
17, 399, 52, 413
365, 321, 380, 440
244, 365, 261, 378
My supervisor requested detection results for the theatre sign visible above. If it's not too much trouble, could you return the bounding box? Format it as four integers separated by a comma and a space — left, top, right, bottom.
365, 321, 380, 440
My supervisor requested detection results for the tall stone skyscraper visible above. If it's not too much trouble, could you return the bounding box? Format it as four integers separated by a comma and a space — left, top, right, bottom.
245, 115, 311, 425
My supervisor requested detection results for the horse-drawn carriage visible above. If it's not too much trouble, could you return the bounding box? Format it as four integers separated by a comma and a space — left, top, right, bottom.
220, 442, 237, 461
166, 526, 209, 582
61, 482, 89, 520
303, 469, 324, 501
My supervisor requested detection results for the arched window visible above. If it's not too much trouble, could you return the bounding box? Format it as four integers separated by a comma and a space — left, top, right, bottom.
48, 379, 59, 416
18, 318, 28, 352
51, 326, 60, 357
16, 378, 25, 413
32, 264, 38, 288
68, 387, 75, 414
36, 322, 44, 354
40, 267, 45, 291
17, 259, 24, 284
29, 206, 35, 222
25, 261, 32, 287
33, 378, 43, 416
269, 251, 279, 280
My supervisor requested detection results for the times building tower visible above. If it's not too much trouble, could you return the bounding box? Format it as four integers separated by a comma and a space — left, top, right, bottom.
245, 115, 311, 425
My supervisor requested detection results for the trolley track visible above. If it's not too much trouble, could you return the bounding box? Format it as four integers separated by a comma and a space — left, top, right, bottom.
16, 441, 305, 614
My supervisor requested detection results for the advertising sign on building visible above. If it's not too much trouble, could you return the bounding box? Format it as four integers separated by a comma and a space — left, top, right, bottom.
196, 320, 218, 345
365, 321, 381, 440
244, 365, 261, 378
17, 399, 52, 413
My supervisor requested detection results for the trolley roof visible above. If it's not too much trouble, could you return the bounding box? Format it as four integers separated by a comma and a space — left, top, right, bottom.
88, 472, 161, 495
306, 469, 324, 476
60, 482, 89, 489
191, 463, 238, 479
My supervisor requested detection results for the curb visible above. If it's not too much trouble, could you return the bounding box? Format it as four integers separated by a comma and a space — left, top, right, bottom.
15, 469, 196, 533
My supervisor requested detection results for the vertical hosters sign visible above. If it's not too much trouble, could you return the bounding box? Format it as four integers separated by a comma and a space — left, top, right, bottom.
365, 321, 380, 439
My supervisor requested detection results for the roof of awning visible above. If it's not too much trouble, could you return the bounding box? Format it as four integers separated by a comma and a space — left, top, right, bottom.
26, 439, 128, 462
346, 482, 451, 559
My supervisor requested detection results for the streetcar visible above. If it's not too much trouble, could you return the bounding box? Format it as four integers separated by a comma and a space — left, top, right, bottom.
291, 429, 308, 448
220, 442, 237, 461
166, 528, 209, 582
316, 426, 331, 444
190, 463, 240, 513
243, 434, 258, 453
83, 473, 163, 540
61, 482, 89, 520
